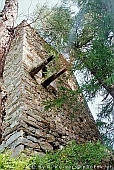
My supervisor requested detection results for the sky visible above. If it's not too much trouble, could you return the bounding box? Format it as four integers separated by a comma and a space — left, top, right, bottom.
0, 0, 61, 23
17, 0, 61, 23
0, 0, 101, 119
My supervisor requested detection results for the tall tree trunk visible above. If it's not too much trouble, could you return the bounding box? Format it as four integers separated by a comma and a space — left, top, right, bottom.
0, 0, 18, 143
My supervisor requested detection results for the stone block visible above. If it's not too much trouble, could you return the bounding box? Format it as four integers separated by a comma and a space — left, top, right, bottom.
46, 134, 55, 143
28, 116, 36, 122
40, 142, 53, 152
27, 136, 38, 143
5, 130, 24, 147
12, 145, 24, 157
35, 129, 46, 137
22, 138, 40, 149
0, 143, 5, 152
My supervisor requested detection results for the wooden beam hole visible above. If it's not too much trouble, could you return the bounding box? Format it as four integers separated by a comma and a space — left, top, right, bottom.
29, 55, 54, 77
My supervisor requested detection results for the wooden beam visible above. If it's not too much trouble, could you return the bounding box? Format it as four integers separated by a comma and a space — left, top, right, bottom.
42, 67, 67, 88
29, 55, 54, 77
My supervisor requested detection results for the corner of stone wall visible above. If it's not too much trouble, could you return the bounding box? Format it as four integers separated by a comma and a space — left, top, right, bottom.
0, 22, 101, 156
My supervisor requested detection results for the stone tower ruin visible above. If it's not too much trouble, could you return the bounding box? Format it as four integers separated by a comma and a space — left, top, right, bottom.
0, 21, 100, 156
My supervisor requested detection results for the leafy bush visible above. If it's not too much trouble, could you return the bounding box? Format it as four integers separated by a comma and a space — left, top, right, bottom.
30, 141, 110, 170
0, 151, 30, 170
0, 142, 112, 170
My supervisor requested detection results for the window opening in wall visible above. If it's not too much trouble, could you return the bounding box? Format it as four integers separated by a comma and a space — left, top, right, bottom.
29, 55, 67, 94
42, 66, 47, 78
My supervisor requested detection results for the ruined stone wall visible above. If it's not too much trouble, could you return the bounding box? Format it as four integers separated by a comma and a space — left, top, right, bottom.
0, 21, 100, 156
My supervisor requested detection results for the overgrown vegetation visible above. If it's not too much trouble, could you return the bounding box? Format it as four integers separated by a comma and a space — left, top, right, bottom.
0, 151, 30, 170
0, 141, 113, 170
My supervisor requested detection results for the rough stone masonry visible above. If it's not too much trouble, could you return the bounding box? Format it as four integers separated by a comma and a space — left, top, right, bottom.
0, 21, 100, 156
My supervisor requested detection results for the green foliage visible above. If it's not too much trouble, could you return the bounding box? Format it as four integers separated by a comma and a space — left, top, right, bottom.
0, 151, 31, 170
44, 43, 60, 57
34, 4, 73, 51
96, 98, 114, 149
0, 142, 112, 170
72, 0, 114, 94
44, 43, 60, 70
30, 141, 110, 170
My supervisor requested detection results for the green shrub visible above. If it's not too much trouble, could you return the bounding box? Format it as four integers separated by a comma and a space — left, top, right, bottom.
0, 142, 112, 170
30, 141, 110, 170
0, 151, 30, 170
